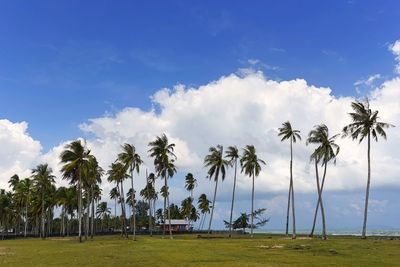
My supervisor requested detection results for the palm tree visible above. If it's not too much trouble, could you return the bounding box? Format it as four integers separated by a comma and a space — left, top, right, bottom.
240, 145, 266, 238
184, 173, 197, 230
117, 144, 143, 240
225, 146, 239, 238
197, 194, 211, 230
148, 134, 177, 240
32, 164, 55, 239
140, 176, 155, 236
14, 178, 33, 237
148, 172, 158, 233
343, 99, 394, 239
307, 124, 340, 239
278, 121, 301, 239
109, 186, 120, 229
56, 186, 68, 237
107, 162, 129, 238
60, 140, 90, 242
160, 185, 168, 232
96, 202, 111, 231
204, 145, 228, 234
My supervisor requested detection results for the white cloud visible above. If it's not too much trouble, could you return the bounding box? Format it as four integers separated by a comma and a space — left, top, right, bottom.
354, 73, 382, 87
389, 39, 400, 73
78, 72, 399, 203
0, 120, 42, 188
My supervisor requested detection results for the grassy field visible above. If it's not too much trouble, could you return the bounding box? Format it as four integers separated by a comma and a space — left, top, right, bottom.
0, 234, 399, 266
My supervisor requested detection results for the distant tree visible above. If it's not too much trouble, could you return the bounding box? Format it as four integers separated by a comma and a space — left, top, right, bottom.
224, 208, 269, 233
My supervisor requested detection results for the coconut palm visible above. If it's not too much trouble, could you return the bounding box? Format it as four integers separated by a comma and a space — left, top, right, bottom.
96, 202, 111, 231
278, 121, 301, 239
60, 140, 91, 242
307, 124, 340, 239
225, 146, 239, 238
117, 144, 143, 240
14, 178, 33, 237
240, 145, 266, 238
32, 164, 55, 239
140, 176, 155, 235
184, 173, 197, 230
204, 145, 228, 234
148, 172, 158, 233
160, 185, 168, 231
148, 134, 177, 240
197, 194, 211, 230
109, 186, 120, 229
107, 162, 129, 238
343, 99, 394, 239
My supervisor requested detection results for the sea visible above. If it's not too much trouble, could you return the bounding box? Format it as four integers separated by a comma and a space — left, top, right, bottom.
253, 228, 400, 236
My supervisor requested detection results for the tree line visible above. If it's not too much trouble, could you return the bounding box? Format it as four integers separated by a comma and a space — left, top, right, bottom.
0, 99, 393, 241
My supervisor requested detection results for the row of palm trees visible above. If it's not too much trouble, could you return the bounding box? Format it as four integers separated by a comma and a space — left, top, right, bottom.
0, 99, 393, 241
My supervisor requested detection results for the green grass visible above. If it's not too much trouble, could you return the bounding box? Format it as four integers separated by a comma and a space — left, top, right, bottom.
0, 234, 399, 266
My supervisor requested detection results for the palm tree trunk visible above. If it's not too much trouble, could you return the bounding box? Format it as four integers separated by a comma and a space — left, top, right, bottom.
314, 159, 327, 240
114, 199, 117, 230
91, 188, 95, 239
250, 173, 255, 238
228, 159, 238, 238
208, 169, 220, 234
130, 166, 136, 241
163, 186, 166, 237
85, 196, 90, 240
166, 175, 173, 240
78, 174, 83, 243
362, 132, 371, 239
146, 170, 152, 237
290, 139, 296, 239
285, 182, 291, 236
153, 197, 156, 235
310, 161, 328, 237
24, 202, 28, 238
120, 182, 127, 238
41, 192, 45, 239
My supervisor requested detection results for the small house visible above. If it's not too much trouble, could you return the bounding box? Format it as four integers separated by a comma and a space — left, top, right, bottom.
161, 219, 189, 232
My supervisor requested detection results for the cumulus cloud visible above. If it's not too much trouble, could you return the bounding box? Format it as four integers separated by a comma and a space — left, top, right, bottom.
0, 120, 42, 188
389, 39, 400, 73
78, 72, 400, 204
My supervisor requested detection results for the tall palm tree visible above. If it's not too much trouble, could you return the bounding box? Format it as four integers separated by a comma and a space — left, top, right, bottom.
240, 145, 266, 238
184, 173, 197, 230
117, 144, 143, 240
225, 146, 239, 238
107, 162, 129, 238
343, 100, 393, 239
32, 164, 55, 239
148, 134, 177, 240
109, 186, 120, 229
160, 185, 168, 232
307, 124, 340, 239
60, 140, 90, 242
197, 194, 211, 230
14, 178, 32, 237
204, 145, 228, 234
148, 172, 157, 233
278, 121, 301, 239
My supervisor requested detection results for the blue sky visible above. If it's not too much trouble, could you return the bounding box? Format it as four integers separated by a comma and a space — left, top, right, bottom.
1, 1, 400, 231
1, 0, 399, 149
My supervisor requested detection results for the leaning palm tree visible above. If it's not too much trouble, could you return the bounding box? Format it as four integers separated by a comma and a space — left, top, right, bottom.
225, 146, 239, 238
307, 124, 340, 240
32, 164, 55, 239
117, 144, 143, 241
204, 145, 228, 234
343, 99, 394, 239
60, 140, 91, 242
278, 121, 301, 239
240, 145, 266, 238
148, 134, 177, 240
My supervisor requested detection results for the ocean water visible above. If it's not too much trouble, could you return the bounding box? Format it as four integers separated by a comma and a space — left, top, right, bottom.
253, 228, 400, 236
